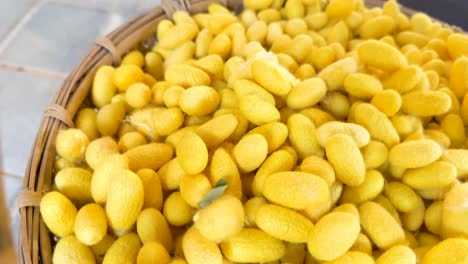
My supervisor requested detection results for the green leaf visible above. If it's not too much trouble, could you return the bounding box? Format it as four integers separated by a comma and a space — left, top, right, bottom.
198, 179, 228, 209
215, 178, 228, 187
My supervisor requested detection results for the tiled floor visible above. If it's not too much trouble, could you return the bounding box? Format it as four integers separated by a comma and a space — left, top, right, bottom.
0, 69, 61, 177
0, 0, 36, 40
0, 0, 467, 260
0, 0, 159, 255
2, 174, 22, 245
0, 3, 126, 73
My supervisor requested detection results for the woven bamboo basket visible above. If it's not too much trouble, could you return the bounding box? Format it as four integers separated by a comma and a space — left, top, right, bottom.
17, 0, 464, 263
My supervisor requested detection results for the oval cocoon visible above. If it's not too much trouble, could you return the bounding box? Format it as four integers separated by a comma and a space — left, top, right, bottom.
389, 139, 442, 169
233, 133, 268, 172
384, 181, 420, 213
441, 183, 468, 238
256, 204, 314, 243
165, 64, 211, 87
239, 95, 281, 125
137, 242, 170, 264
40, 191, 77, 237
92, 65, 116, 108
196, 114, 238, 148
247, 122, 288, 153
91, 154, 128, 204
422, 238, 468, 264
263, 171, 329, 210
316, 121, 370, 148
325, 134, 366, 186
340, 170, 385, 204
55, 167, 93, 205
287, 113, 322, 159
183, 227, 223, 264
354, 103, 400, 147
85, 136, 119, 169
376, 245, 416, 264
325, 251, 375, 264
402, 161, 457, 189
74, 203, 107, 246
176, 131, 209, 175
56, 128, 89, 162
103, 233, 142, 264
308, 212, 360, 261
220, 228, 285, 263
106, 170, 144, 231
137, 208, 173, 251
359, 201, 405, 249
180, 85, 220, 116
124, 143, 173, 171
194, 195, 244, 243
252, 59, 292, 96
357, 39, 407, 71
402, 90, 451, 117
53, 236, 95, 264
253, 149, 297, 196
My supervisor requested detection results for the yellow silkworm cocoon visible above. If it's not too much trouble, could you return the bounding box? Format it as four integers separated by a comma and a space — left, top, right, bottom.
165, 64, 211, 87
318, 57, 357, 91
176, 132, 208, 175
359, 201, 405, 249
326, 0, 356, 17
402, 161, 457, 189
360, 15, 395, 39
357, 39, 407, 71
401, 90, 451, 117
371, 89, 402, 117
252, 59, 293, 96
180, 85, 220, 116
441, 183, 468, 238
256, 204, 314, 243
354, 103, 400, 147
287, 113, 323, 159
340, 170, 385, 204
316, 121, 370, 148
220, 228, 285, 263
287, 77, 327, 110
300, 155, 335, 186
307, 212, 360, 261
325, 134, 366, 186
447, 33, 468, 59
362, 140, 388, 169
263, 171, 329, 210
194, 195, 244, 243
344, 73, 383, 100
233, 133, 268, 172
56, 128, 89, 162
389, 139, 442, 168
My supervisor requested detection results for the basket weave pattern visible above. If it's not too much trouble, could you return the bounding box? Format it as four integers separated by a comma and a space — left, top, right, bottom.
17, 0, 458, 263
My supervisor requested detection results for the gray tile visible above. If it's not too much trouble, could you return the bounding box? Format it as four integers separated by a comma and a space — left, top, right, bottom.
2, 175, 22, 247
53, 0, 160, 18
0, 0, 36, 40
135, 0, 161, 13
0, 69, 61, 176
0, 2, 129, 73
10, 214, 19, 249
2, 175, 22, 210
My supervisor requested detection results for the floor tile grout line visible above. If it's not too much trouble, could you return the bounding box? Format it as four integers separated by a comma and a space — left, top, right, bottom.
0, 62, 67, 80
49, 0, 151, 15
1, 172, 23, 180
48, 0, 128, 15
0, 0, 48, 56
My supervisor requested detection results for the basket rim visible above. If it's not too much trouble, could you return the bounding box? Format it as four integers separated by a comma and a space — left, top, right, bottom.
17, 0, 465, 263
17, 3, 171, 263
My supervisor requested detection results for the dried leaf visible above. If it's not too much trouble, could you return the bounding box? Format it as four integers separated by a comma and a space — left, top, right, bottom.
198, 179, 228, 208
